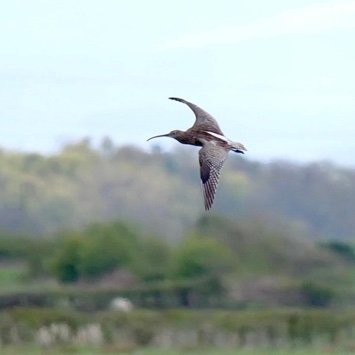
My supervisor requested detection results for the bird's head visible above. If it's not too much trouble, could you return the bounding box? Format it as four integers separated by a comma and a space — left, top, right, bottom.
147, 130, 183, 142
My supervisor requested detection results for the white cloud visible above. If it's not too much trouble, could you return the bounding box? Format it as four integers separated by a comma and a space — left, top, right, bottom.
165, 0, 355, 49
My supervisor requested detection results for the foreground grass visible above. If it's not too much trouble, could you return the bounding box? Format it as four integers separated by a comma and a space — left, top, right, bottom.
137, 348, 354, 355
0, 346, 354, 355
2, 308, 355, 353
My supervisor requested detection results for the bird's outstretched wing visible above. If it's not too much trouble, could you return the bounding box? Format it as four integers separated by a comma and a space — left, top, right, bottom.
169, 97, 223, 135
199, 142, 228, 210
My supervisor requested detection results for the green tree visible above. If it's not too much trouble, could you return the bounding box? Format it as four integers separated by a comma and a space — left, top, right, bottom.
171, 235, 233, 306
78, 222, 139, 279
173, 235, 232, 280
50, 233, 83, 283
132, 237, 172, 282
50, 222, 140, 282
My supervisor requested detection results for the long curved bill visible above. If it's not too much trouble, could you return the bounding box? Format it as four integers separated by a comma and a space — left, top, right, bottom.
147, 133, 170, 141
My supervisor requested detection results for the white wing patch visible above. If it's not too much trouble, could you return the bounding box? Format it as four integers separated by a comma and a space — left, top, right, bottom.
205, 131, 230, 143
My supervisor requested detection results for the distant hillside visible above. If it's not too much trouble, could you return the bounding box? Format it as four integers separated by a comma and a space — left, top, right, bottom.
0, 138, 354, 240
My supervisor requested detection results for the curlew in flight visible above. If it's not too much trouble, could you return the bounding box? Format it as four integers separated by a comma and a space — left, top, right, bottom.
147, 97, 247, 210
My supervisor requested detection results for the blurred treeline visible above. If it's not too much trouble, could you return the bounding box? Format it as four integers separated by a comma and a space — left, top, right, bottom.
0, 138, 354, 241
1, 215, 355, 352
0, 138, 355, 308
1, 139, 355, 351
1, 215, 355, 309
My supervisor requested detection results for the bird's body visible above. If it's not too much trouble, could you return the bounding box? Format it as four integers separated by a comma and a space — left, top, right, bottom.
147, 97, 247, 210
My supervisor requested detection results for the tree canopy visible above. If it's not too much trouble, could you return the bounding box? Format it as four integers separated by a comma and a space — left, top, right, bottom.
0, 139, 354, 241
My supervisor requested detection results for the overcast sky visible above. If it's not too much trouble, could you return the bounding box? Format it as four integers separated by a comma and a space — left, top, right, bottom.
1, 0, 354, 166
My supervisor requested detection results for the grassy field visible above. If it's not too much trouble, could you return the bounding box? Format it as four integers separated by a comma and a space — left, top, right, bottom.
0, 346, 353, 355
0, 262, 27, 289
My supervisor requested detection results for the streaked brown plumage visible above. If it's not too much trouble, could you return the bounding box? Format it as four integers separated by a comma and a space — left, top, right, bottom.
147, 97, 247, 210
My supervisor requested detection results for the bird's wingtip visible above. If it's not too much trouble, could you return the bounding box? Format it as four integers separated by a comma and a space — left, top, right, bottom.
169, 97, 184, 102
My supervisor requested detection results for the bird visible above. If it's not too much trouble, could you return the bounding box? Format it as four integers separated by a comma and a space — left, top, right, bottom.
147, 97, 247, 210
